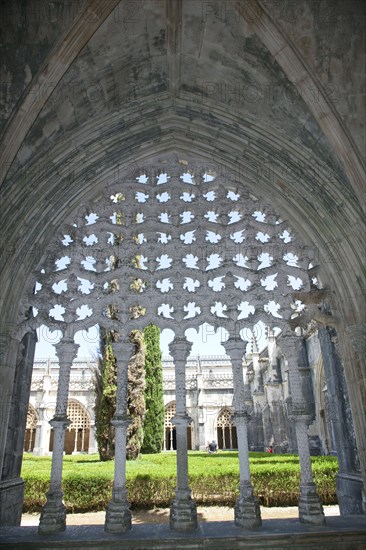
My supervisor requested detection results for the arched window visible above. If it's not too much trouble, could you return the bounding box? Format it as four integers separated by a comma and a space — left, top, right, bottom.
216, 408, 237, 450
24, 405, 38, 452
164, 402, 176, 451
49, 400, 90, 454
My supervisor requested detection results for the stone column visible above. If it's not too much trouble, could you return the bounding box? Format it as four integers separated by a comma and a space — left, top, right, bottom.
0, 328, 36, 526
169, 337, 197, 531
223, 337, 261, 529
105, 339, 134, 533
38, 338, 79, 535
281, 333, 325, 525
32, 411, 46, 456
88, 419, 98, 454
346, 322, 366, 512
319, 327, 364, 515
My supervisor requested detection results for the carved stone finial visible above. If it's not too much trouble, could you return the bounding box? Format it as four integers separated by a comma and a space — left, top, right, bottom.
252, 335, 259, 355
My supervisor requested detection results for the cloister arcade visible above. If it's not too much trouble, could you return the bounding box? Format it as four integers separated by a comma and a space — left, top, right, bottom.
0, 1, 364, 546
25, 400, 91, 455
11, 160, 340, 532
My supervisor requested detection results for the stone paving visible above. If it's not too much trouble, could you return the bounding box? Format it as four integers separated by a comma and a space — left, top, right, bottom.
21, 505, 340, 526
1, 510, 365, 550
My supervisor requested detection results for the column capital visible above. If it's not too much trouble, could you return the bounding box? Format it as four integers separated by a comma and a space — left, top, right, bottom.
232, 411, 251, 425
55, 339, 79, 366
170, 415, 192, 427
279, 331, 302, 359
111, 416, 130, 429
222, 337, 247, 363
111, 339, 135, 360
49, 417, 71, 430
169, 337, 192, 361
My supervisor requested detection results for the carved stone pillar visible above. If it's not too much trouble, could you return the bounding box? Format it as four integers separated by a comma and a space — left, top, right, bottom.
346, 323, 366, 514
281, 333, 325, 525
88, 419, 98, 454
169, 337, 197, 531
105, 339, 134, 533
318, 327, 364, 515
223, 337, 261, 529
38, 338, 79, 535
0, 327, 36, 526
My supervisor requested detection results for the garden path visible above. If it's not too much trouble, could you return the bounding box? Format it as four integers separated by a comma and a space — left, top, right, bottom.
22, 505, 340, 526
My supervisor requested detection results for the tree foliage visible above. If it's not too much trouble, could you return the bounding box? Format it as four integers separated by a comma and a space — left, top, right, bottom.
141, 324, 164, 454
126, 330, 146, 460
94, 329, 117, 461
94, 329, 146, 461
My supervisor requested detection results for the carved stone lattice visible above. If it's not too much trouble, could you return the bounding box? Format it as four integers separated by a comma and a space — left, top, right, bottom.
216, 408, 234, 429
22, 162, 315, 340
165, 402, 176, 429
66, 401, 90, 431
203, 374, 233, 388
26, 405, 38, 430
21, 160, 320, 534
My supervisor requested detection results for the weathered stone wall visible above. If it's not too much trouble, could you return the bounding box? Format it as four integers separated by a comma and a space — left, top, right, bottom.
0, 330, 36, 525
0, 0, 364, 526
269, 0, 366, 157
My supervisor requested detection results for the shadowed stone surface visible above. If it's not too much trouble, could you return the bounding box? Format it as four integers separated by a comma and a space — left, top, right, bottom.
1, 516, 366, 549
0, 0, 365, 538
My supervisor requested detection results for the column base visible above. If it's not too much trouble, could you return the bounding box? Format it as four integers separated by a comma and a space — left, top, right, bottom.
298, 482, 325, 524
170, 489, 198, 531
235, 481, 262, 529
105, 488, 132, 533
336, 473, 365, 515
38, 490, 66, 535
0, 478, 24, 526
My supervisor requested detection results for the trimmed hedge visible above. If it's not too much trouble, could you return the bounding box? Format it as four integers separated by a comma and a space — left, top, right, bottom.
21, 452, 338, 512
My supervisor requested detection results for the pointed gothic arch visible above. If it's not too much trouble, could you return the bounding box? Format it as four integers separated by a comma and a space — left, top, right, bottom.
0, 2, 364, 539
215, 407, 237, 450
24, 404, 38, 453
49, 400, 91, 455
15, 157, 331, 532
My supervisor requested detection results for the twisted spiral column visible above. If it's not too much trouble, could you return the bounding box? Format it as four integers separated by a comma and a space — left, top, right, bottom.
280, 333, 325, 525
105, 338, 134, 533
223, 337, 261, 529
38, 338, 79, 535
169, 337, 197, 531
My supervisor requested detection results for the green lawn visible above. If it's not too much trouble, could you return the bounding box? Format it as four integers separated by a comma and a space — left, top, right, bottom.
21, 451, 339, 512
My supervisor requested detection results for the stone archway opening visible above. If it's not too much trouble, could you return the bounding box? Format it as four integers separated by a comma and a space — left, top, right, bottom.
24, 405, 38, 453
19, 157, 330, 534
216, 407, 237, 450
49, 400, 90, 455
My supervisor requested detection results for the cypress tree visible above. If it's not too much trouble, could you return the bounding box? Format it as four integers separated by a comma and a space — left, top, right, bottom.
141, 324, 164, 454
126, 330, 146, 459
94, 329, 117, 461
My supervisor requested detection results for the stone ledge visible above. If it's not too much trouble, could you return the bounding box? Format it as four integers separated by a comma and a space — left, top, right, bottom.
1, 516, 365, 550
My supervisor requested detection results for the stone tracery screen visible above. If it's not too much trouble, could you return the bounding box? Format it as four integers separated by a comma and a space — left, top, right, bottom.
67, 401, 90, 431
25, 161, 318, 338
